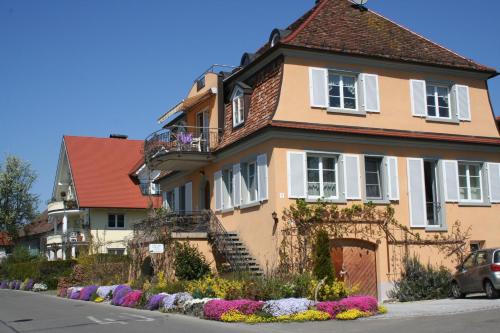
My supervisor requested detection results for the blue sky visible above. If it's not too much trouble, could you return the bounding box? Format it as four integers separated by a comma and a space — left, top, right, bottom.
1, 0, 499, 211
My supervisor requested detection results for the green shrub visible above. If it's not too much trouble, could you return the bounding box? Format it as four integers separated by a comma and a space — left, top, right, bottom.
173, 242, 210, 281
313, 229, 334, 283
389, 256, 452, 302
39, 260, 77, 289
77, 254, 130, 285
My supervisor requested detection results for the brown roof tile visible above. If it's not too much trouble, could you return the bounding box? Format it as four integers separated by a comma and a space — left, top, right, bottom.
269, 0, 495, 73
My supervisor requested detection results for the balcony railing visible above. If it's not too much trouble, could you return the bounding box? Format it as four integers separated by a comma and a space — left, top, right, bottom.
46, 229, 89, 245
134, 211, 211, 234
47, 200, 78, 213
144, 126, 221, 163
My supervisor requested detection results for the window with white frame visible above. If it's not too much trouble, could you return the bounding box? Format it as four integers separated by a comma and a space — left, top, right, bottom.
307, 155, 338, 199
107, 248, 125, 255
164, 190, 174, 210
108, 214, 125, 229
222, 168, 234, 208
365, 157, 383, 200
232, 88, 245, 127
328, 72, 357, 110
458, 162, 483, 202
246, 161, 258, 202
426, 84, 450, 119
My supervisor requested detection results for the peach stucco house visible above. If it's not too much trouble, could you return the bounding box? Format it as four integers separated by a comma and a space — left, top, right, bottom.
145, 0, 500, 300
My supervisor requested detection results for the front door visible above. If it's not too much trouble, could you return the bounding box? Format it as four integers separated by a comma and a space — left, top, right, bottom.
331, 239, 378, 297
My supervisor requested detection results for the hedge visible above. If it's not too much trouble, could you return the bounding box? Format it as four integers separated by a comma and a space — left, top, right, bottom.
2, 260, 76, 290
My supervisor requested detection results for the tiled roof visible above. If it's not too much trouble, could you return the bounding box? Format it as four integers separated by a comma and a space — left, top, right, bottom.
64, 136, 161, 209
0, 232, 13, 247
219, 57, 283, 149
18, 211, 53, 238
262, 0, 495, 73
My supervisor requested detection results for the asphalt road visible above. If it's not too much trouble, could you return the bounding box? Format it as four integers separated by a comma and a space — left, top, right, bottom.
1, 290, 500, 333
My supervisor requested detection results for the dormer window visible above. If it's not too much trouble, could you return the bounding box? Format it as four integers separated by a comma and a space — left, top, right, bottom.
232, 88, 245, 127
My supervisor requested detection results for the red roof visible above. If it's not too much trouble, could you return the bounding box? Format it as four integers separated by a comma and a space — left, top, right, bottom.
64, 136, 161, 209
0, 232, 13, 247
259, 0, 495, 73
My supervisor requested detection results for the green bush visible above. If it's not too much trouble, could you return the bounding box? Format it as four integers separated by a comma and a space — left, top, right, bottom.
38, 260, 77, 289
313, 229, 334, 283
389, 256, 452, 302
77, 254, 130, 285
173, 242, 210, 281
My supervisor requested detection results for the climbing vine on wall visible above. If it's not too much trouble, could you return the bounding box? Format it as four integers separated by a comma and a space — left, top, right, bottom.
278, 199, 471, 277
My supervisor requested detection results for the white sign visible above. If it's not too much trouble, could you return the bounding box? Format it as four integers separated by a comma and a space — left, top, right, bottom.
149, 243, 164, 254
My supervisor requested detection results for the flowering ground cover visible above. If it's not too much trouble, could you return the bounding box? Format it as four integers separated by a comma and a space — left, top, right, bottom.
1, 278, 387, 323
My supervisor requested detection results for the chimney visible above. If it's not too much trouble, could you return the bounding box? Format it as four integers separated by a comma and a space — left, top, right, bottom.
109, 134, 128, 139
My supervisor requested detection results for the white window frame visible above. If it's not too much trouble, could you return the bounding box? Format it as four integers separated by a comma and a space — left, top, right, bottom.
306, 154, 339, 200
327, 71, 358, 111
107, 214, 125, 229
107, 248, 125, 255
232, 88, 245, 127
458, 162, 483, 203
246, 161, 258, 203
364, 156, 384, 201
426, 84, 451, 120
222, 167, 234, 209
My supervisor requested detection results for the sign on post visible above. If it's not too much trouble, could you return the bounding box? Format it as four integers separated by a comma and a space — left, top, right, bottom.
149, 243, 164, 254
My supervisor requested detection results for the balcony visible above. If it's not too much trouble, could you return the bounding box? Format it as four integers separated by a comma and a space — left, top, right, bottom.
47, 200, 79, 214
46, 229, 89, 246
134, 211, 211, 239
144, 126, 221, 171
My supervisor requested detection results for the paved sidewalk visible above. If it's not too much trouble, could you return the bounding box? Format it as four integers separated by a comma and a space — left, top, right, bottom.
370, 296, 500, 320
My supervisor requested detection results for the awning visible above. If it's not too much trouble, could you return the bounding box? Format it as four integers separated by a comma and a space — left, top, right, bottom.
162, 111, 186, 128
157, 87, 217, 124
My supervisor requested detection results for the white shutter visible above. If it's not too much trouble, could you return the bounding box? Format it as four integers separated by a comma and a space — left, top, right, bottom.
487, 163, 500, 203
455, 85, 471, 121
184, 182, 192, 213
407, 158, 427, 227
343, 154, 361, 200
257, 154, 268, 201
174, 187, 180, 212
214, 170, 222, 211
309, 67, 328, 108
385, 156, 400, 201
410, 79, 427, 117
362, 74, 380, 112
287, 151, 307, 198
233, 164, 241, 207
442, 160, 459, 202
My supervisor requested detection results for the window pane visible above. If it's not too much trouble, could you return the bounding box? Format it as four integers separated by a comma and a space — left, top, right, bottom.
366, 185, 381, 198
470, 188, 481, 200
307, 170, 320, 182
458, 164, 466, 176
469, 176, 481, 188
108, 215, 115, 228
459, 176, 467, 188
343, 97, 356, 109
308, 182, 320, 196
323, 170, 335, 183
438, 107, 449, 118
117, 215, 124, 228
323, 183, 336, 198
343, 76, 355, 89
459, 187, 468, 200
426, 85, 435, 96
329, 74, 340, 86
329, 85, 340, 97
329, 96, 341, 108
427, 106, 436, 117
366, 172, 379, 185
469, 165, 480, 177
322, 157, 335, 170
307, 157, 319, 169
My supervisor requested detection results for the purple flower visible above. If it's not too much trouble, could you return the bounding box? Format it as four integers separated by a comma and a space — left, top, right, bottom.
70, 288, 82, 300
24, 279, 34, 291
79, 285, 98, 301
204, 300, 264, 320
120, 290, 142, 307
112, 285, 132, 306
262, 298, 312, 317
178, 132, 193, 144
0, 280, 9, 289
96, 285, 117, 299
316, 295, 378, 316
146, 293, 168, 311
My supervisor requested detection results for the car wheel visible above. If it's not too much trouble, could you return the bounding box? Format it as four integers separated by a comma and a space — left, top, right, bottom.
452, 281, 465, 299
484, 280, 499, 299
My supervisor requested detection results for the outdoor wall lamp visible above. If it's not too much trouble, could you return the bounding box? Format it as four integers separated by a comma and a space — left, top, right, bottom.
272, 211, 279, 224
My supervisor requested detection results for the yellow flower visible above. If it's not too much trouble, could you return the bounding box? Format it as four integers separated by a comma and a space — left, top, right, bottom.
220, 310, 248, 322
378, 305, 388, 314
94, 297, 105, 303
335, 309, 371, 320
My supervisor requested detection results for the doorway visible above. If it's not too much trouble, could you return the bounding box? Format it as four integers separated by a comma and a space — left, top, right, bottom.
423, 160, 440, 226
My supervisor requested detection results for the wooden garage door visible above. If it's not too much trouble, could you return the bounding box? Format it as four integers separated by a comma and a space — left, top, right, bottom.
331, 239, 377, 297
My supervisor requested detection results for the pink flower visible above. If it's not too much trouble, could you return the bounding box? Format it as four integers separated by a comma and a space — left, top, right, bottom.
203, 300, 264, 320
120, 290, 143, 307
316, 295, 378, 316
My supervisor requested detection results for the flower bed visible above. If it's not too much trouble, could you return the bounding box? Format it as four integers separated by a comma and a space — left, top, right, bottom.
2, 277, 387, 323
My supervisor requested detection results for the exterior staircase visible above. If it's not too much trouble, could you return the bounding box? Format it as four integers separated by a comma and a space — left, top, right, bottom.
207, 211, 263, 275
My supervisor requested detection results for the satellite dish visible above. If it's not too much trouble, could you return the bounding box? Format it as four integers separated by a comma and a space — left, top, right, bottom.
351, 0, 368, 5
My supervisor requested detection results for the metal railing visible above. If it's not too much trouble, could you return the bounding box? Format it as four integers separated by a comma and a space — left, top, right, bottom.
426, 202, 441, 226
47, 228, 89, 244
144, 126, 221, 163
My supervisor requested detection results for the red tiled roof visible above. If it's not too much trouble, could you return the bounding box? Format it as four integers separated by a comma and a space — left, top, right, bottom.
0, 232, 13, 247
18, 211, 53, 238
64, 136, 161, 209
261, 0, 495, 73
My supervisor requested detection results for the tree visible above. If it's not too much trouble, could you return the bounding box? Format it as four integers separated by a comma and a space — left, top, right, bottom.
0, 155, 39, 237
313, 229, 334, 283
173, 242, 210, 281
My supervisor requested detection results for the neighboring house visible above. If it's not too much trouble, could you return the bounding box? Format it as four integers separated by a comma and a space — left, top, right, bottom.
47, 135, 161, 260
146, 0, 500, 300
17, 211, 54, 256
0, 232, 13, 261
